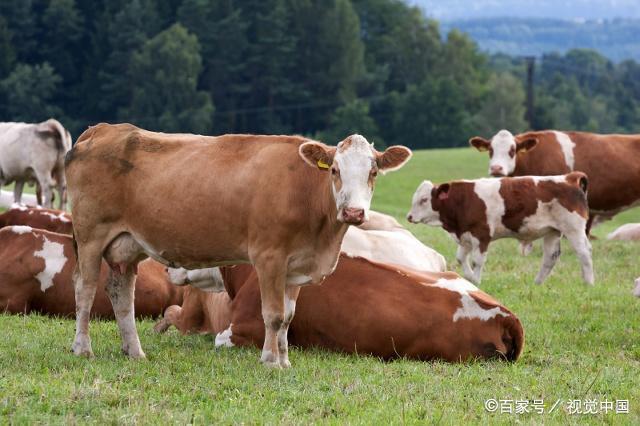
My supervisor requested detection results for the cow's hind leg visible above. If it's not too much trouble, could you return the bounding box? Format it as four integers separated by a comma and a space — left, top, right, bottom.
34, 169, 55, 208
72, 242, 103, 357
104, 233, 146, 358
253, 252, 287, 368
277, 286, 300, 368
153, 305, 181, 333
565, 230, 594, 286
105, 267, 145, 358
534, 231, 561, 285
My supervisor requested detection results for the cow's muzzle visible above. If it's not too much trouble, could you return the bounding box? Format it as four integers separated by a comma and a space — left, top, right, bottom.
342, 207, 365, 225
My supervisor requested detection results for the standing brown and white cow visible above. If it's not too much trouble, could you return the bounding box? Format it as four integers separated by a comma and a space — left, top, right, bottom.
407, 173, 593, 285
65, 123, 411, 368
469, 129, 640, 232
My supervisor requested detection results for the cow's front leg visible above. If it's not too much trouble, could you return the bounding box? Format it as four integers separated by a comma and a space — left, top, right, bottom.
469, 239, 488, 284
456, 244, 474, 281
277, 286, 300, 368
254, 252, 288, 368
534, 232, 561, 284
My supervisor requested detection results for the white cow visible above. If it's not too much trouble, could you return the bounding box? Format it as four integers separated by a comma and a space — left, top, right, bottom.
0, 119, 72, 209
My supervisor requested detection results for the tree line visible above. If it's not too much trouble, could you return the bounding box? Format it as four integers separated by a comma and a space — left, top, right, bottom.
1, 0, 639, 150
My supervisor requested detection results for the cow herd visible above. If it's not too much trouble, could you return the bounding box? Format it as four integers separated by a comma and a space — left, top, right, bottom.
0, 120, 639, 369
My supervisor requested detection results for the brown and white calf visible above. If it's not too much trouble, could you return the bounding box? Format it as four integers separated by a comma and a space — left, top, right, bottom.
65, 123, 411, 367
0, 227, 182, 317
160, 256, 524, 362
407, 172, 594, 285
0, 204, 72, 235
607, 223, 640, 241
470, 129, 640, 232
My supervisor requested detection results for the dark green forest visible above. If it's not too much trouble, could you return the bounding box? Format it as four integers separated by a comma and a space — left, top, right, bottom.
1, 0, 639, 149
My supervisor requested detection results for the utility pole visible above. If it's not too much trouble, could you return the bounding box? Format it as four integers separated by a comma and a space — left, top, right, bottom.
525, 56, 536, 130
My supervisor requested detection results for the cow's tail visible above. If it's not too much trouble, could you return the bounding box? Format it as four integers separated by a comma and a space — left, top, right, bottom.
501, 314, 525, 361
566, 171, 589, 194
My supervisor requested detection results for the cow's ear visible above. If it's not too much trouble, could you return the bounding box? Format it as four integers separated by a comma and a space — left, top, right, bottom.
469, 137, 491, 152
299, 142, 336, 171
376, 145, 412, 173
516, 137, 538, 153
436, 183, 450, 200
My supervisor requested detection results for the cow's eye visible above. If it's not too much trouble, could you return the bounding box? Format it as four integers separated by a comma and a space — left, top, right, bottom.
331, 167, 338, 176
419, 197, 428, 205
371, 169, 378, 177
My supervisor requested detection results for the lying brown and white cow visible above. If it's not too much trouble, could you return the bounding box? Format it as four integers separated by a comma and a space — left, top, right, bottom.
157, 256, 524, 362
65, 123, 411, 367
607, 223, 640, 241
407, 173, 594, 285
0, 204, 72, 235
0, 226, 183, 317
469, 129, 640, 232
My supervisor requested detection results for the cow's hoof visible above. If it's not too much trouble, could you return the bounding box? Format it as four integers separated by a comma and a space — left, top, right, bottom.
262, 359, 282, 369
279, 358, 292, 369
122, 345, 147, 359
71, 345, 94, 358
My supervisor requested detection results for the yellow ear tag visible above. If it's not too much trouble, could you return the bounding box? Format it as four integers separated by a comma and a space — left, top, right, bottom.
317, 159, 330, 170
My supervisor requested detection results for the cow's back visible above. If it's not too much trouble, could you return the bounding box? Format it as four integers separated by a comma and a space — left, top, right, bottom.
515, 131, 640, 212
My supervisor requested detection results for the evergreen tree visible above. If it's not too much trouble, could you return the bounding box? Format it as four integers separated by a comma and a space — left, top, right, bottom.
472, 72, 528, 136
0, 63, 62, 121
124, 23, 214, 134
318, 99, 383, 147
0, 17, 16, 79
40, 0, 85, 83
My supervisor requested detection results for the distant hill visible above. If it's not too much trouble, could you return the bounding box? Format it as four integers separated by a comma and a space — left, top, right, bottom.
442, 17, 640, 62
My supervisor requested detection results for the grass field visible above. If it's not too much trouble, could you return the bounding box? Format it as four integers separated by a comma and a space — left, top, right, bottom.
1, 148, 639, 424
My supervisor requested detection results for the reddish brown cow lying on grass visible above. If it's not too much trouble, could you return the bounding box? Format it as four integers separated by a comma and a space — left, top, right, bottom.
156, 256, 524, 362
0, 204, 72, 235
65, 123, 410, 367
0, 226, 182, 317
407, 173, 593, 285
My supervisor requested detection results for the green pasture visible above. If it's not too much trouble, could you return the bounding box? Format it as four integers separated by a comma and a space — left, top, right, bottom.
0, 148, 639, 424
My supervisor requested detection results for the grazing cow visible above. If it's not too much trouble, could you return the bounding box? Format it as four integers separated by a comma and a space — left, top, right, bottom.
65, 123, 411, 367
607, 223, 640, 241
469, 129, 640, 232
0, 119, 72, 209
407, 173, 594, 285
161, 256, 524, 362
0, 204, 73, 235
0, 227, 182, 317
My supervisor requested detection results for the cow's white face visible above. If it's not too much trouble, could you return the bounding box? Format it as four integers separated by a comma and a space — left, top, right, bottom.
300, 135, 411, 225
469, 129, 538, 177
407, 180, 442, 225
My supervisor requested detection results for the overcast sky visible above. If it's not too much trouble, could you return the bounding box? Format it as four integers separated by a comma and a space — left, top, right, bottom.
409, 0, 640, 20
